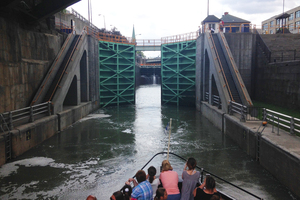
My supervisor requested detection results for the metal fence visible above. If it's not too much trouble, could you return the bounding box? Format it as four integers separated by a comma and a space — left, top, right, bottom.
0, 102, 52, 132
228, 101, 300, 135
212, 95, 222, 109
265, 109, 300, 135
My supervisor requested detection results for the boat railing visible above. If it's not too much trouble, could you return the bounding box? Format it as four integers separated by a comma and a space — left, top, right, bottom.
134, 152, 263, 200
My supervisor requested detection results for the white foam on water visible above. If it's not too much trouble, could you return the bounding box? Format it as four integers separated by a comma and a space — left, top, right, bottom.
78, 114, 111, 122
0, 157, 55, 177
122, 129, 132, 133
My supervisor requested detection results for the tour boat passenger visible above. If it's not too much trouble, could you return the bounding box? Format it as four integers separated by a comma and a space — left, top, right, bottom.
126, 170, 153, 200
147, 166, 160, 198
180, 157, 200, 200
154, 188, 168, 200
159, 160, 181, 200
193, 176, 218, 200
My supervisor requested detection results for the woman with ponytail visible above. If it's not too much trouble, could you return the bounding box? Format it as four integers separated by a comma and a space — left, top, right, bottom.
147, 166, 160, 198
154, 188, 168, 200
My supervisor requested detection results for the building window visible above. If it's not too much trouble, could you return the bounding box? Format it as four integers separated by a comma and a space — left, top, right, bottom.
289, 13, 294, 21
270, 21, 274, 27
289, 23, 294, 31
209, 24, 215, 30
270, 30, 274, 34
296, 21, 300, 28
263, 23, 268, 30
296, 10, 300, 18
276, 19, 281, 25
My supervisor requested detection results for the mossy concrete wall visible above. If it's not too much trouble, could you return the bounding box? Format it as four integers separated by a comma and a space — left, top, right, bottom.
0, 17, 66, 113
0, 102, 97, 166
254, 60, 300, 110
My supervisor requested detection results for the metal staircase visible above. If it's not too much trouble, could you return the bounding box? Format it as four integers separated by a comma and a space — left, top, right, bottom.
211, 34, 242, 104
43, 35, 82, 102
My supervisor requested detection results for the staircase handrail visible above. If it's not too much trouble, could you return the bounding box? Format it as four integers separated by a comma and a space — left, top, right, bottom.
47, 27, 87, 102
208, 32, 235, 102
31, 27, 75, 105
219, 31, 253, 106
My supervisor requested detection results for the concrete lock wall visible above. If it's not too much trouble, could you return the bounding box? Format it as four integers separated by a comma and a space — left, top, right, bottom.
0, 102, 97, 166
255, 60, 300, 110
200, 102, 300, 198
0, 17, 67, 113
224, 33, 256, 96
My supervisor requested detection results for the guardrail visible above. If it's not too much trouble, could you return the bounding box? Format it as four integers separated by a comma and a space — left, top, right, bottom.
228, 101, 300, 136
0, 102, 52, 132
212, 95, 222, 109
265, 109, 300, 135
228, 101, 247, 122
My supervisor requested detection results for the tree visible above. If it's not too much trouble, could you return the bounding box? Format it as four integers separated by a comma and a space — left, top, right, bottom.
136, 51, 146, 58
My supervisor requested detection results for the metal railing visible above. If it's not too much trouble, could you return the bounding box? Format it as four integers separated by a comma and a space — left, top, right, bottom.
135, 39, 161, 47
219, 31, 252, 106
212, 95, 222, 109
202, 23, 258, 33
205, 92, 209, 101
265, 109, 300, 135
272, 50, 300, 62
71, 8, 99, 31
0, 102, 52, 132
87, 26, 134, 45
161, 31, 199, 44
261, 24, 300, 34
228, 101, 247, 122
228, 101, 300, 135
31, 28, 74, 105
208, 32, 235, 102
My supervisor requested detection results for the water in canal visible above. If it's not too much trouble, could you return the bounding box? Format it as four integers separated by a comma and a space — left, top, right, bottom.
0, 85, 296, 200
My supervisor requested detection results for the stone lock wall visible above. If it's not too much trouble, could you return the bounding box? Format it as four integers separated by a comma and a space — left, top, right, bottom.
0, 17, 66, 113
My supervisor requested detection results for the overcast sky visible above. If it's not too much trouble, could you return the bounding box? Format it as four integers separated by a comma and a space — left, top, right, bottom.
68, 0, 299, 57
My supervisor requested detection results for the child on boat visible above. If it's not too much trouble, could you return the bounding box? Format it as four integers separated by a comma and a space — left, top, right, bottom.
147, 166, 160, 198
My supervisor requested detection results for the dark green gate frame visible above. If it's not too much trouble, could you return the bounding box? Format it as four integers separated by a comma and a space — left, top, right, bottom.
99, 41, 135, 107
161, 40, 196, 106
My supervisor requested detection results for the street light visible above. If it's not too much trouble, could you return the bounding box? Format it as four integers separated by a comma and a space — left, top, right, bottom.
98, 14, 106, 29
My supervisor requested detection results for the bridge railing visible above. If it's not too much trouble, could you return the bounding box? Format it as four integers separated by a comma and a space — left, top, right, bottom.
161, 31, 199, 44
87, 27, 134, 45
0, 102, 52, 132
135, 39, 162, 47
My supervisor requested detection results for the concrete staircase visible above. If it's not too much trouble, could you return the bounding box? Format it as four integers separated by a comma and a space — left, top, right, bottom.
260, 34, 300, 62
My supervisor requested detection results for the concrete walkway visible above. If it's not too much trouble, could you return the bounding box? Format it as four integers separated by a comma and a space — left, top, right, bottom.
242, 120, 300, 160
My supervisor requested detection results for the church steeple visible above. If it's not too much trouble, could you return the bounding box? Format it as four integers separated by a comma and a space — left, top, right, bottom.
132, 25, 136, 43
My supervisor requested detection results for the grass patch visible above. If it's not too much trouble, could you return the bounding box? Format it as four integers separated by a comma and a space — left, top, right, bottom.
252, 100, 300, 136
252, 100, 300, 119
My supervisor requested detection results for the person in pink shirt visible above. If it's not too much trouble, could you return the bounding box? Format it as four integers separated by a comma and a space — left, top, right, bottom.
159, 160, 181, 200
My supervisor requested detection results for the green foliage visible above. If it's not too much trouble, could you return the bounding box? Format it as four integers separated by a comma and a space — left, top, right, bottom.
136, 51, 146, 58
252, 100, 300, 119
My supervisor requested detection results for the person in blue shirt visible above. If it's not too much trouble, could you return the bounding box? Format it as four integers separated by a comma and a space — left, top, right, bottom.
126, 170, 153, 200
